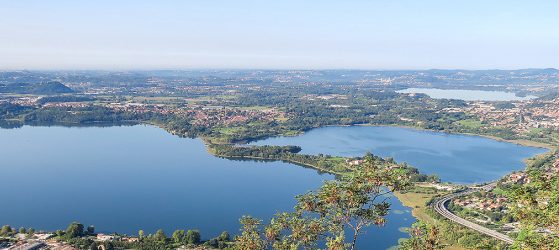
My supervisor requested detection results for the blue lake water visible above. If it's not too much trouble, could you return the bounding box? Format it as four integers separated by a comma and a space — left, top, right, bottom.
0, 125, 414, 249
251, 126, 548, 183
397, 88, 537, 101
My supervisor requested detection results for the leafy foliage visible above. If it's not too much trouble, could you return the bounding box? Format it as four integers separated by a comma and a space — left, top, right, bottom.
399, 221, 441, 250
506, 152, 559, 249
65, 222, 84, 239
234, 153, 412, 249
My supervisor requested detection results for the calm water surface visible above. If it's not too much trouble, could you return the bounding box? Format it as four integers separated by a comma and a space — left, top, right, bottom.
397, 88, 537, 101
252, 126, 547, 183
0, 125, 413, 249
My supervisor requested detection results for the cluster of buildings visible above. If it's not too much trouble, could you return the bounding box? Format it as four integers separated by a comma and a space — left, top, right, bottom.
302, 94, 348, 101
42, 102, 89, 109
505, 159, 559, 185
507, 172, 530, 184
1, 233, 76, 250
462, 98, 559, 132
187, 107, 285, 127
106, 100, 286, 128
520, 100, 559, 129
0, 96, 41, 106
95, 233, 137, 243
425, 183, 456, 191
0, 233, 140, 250
1, 89, 287, 130
542, 159, 559, 180
453, 195, 508, 212
106, 102, 175, 115
0, 96, 86, 109
345, 159, 364, 166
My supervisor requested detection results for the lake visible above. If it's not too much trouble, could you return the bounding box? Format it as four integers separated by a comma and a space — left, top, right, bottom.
396, 88, 537, 101
0, 125, 413, 249
251, 126, 547, 183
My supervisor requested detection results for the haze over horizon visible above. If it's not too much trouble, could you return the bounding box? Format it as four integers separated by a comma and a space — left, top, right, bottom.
1, 0, 558, 70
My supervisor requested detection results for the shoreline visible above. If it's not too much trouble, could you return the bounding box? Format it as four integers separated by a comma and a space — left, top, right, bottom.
2, 121, 550, 249
11, 118, 555, 150
237, 122, 554, 150
209, 153, 339, 175
353, 123, 554, 150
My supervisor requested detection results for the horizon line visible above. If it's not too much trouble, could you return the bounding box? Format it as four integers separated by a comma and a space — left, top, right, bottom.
1, 67, 558, 72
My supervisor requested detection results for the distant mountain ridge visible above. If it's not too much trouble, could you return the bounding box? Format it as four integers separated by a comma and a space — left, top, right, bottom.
0, 81, 74, 94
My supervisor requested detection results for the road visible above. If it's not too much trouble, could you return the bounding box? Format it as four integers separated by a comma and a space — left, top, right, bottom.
432, 183, 514, 244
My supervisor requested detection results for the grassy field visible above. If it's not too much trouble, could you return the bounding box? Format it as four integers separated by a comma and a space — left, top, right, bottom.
395, 187, 439, 224
217, 126, 245, 135
508, 138, 555, 149
395, 187, 469, 250
456, 119, 484, 129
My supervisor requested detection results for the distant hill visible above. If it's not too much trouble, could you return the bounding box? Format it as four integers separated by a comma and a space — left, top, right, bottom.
0, 81, 74, 94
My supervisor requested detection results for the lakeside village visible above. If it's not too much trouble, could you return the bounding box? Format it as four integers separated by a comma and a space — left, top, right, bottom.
0, 222, 229, 250
3, 93, 559, 132
443, 97, 559, 131
0, 95, 285, 128
448, 158, 559, 236
0, 228, 135, 250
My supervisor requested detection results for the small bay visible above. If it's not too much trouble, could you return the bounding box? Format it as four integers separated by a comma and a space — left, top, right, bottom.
251, 126, 547, 183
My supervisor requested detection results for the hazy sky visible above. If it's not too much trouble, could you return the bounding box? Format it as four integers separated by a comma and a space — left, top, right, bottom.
1, 0, 558, 70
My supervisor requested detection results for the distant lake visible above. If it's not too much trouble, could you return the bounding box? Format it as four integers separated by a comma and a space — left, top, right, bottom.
397, 88, 537, 101
251, 126, 547, 183
0, 125, 413, 250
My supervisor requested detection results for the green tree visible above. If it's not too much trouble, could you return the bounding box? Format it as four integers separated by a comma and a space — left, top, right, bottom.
235, 153, 411, 249
172, 229, 185, 244
186, 230, 201, 245
506, 153, 559, 249
138, 229, 145, 239
55, 230, 64, 237
207, 231, 232, 249
399, 222, 441, 250
0, 225, 12, 236
264, 212, 325, 249
65, 222, 84, 238
27, 228, 35, 236
234, 216, 266, 250
298, 153, 410, 249
154, 229, 166, 242
219, 231, 230, 241
19, 227, 26, 234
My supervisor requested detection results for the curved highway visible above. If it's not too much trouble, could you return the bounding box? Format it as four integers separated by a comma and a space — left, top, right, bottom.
432, 183, 514, 244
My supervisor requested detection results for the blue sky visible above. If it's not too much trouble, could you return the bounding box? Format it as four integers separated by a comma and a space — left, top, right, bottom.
0, 0, 558, 70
